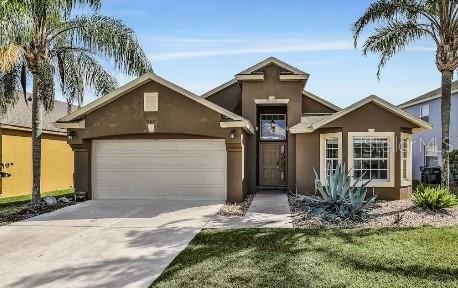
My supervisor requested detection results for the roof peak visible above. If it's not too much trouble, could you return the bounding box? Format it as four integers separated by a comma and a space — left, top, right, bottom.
237, 56, 308, 76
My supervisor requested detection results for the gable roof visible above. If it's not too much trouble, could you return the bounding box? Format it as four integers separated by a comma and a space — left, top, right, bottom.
58, 73, 246, 123
398, 80, 458, 108
237, 56, 308, 75
202, 79, 238, 99
290, 95, 432, 134
0, 95, 73, 134
303, 90, 341, 112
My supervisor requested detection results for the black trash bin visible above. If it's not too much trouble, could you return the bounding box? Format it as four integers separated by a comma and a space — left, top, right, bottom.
420, 166, 441, 184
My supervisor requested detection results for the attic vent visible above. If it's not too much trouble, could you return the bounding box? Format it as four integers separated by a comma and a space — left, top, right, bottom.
144, 92, 158, 112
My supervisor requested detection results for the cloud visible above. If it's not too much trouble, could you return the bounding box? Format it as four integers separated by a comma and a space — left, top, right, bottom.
149, 40, 354, 61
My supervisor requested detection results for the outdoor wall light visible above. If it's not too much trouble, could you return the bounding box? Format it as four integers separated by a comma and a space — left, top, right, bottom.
68, 130, 76, 141
270, 119, 276, 133
147, 120, 155, 133
230, 129, 236, 139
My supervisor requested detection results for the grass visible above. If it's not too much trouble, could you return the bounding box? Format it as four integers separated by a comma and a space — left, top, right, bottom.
0, 188, 74, 207
152, 227, 458, 288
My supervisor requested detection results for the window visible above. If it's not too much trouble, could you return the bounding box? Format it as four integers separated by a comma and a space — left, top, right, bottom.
352, 137, 389, 180
425, 143, 440, 167
320, 132, 342, 182
324, 137, 339, 178
401, 133, 412, 185
402, 139, 408, 179
260, 114, 287, 140
420, 103, 430, 123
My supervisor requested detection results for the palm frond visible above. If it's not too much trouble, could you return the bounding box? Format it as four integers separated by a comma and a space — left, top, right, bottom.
0, 45, 25, 74
61, 15, 153, 76
57, 49, 117, 109
37, 60, 55, 112
0, 68, 20, 115
353, 0, 437, 46
361, 21, 431, 77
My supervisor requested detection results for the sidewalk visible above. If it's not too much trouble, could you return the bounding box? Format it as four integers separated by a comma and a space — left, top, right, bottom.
207, 190, 293, 228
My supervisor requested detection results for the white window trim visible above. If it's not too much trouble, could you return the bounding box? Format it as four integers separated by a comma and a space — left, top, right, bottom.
401, 133, 413, 186
348, 132, 395, 188
319, 132, 343, 183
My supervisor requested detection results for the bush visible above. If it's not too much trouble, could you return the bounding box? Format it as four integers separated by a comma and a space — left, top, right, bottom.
413, 184, 458, 209
450, 149, 458, 181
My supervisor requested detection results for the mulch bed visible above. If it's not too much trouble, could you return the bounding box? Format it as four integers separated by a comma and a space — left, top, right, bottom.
0, 200, 75, 226
217, 193, 256, 216
289, 194, 458, 229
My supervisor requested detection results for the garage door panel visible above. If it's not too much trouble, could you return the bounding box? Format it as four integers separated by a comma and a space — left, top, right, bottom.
92, 139, 227, 200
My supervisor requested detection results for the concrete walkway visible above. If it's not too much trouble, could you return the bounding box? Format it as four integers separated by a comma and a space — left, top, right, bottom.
207, 190, 293, 228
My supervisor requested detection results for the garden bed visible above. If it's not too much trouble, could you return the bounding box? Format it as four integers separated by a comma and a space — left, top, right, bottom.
0, 189, 75, 226
289, 194, 458, 229
217, 193, 255, 216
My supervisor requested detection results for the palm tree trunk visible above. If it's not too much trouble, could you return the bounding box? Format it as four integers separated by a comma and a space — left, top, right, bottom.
441, 70, 453, 187
31, 73, 42, 204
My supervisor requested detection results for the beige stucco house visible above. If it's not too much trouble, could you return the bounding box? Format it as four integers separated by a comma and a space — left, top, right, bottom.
55, 57, 431, 202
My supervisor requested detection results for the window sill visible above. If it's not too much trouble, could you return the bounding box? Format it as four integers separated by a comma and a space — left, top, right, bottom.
351, 180, 395, 188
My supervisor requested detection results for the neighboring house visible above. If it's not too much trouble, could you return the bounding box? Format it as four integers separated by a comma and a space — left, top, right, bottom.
399, 81, 458, 181
0, 96, 74, 197
56, 57, 431, 201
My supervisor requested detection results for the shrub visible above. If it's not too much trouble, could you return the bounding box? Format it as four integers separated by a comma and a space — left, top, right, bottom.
307, 163, 376, 219
450, 149, 458, 181
413, 184, 458, 209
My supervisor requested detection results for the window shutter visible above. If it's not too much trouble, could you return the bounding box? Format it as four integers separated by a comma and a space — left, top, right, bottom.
144, 92, 158, 112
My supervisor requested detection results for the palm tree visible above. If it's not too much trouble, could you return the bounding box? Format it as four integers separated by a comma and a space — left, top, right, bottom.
353, 0, 458, 187
0, 0, 152, 204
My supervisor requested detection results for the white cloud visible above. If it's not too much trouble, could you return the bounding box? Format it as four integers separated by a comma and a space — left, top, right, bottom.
149, 40, 354, 62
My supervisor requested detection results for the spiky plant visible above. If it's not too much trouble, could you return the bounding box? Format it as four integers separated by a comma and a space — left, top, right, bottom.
0, 0, 152, 204
353, 0, 458, 187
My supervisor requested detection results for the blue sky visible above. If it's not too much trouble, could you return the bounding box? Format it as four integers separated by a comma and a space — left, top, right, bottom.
75, 0, 441, 108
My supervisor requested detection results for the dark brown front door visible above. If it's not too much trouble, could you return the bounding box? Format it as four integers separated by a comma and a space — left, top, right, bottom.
259, 142, 287, 186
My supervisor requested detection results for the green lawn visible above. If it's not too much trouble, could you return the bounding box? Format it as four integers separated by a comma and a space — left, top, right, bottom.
152, 227, 458, 288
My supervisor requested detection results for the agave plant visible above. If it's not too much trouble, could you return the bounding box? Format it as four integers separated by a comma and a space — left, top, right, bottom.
308, 163, 376, 218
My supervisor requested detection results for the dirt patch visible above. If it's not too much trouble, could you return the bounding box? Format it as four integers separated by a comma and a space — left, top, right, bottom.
218, 193, 255, 216
289, 194, 458, 229
0, 200, 75, 226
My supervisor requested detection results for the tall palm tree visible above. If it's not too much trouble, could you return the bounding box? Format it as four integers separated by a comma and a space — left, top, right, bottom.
0, 0, 152, 204
353, 0, 458, 187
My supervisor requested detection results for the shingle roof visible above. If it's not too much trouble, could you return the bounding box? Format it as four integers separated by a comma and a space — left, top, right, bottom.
398, 80, 458, 108
0, 94, 72, 133
289, 114, 333, 132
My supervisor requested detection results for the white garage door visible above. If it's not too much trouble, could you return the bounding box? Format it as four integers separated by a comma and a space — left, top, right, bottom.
92, 139, 227, 200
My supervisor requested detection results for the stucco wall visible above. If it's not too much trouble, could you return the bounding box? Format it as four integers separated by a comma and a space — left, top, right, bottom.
0, 129, 74, 197
296, 102, 416, 200
403, 94, 458, 180
241, 64, 304, 192
67, 78, 246, 202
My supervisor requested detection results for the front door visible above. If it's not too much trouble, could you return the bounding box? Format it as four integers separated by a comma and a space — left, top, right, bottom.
259, 142, 287, 186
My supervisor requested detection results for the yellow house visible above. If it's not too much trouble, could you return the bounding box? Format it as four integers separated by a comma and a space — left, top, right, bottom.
0, 96, 74, 197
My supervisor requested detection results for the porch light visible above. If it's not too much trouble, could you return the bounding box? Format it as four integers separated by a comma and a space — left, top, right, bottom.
230, 129, 236, 139
68, 130, 76, 141
147, 120, 155, 133
270, 119, 276, 133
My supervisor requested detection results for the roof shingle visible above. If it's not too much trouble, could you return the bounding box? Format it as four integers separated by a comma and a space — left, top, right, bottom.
0, 94, 72, 133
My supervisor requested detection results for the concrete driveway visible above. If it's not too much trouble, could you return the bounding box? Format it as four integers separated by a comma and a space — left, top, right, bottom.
0, 199, 222, 288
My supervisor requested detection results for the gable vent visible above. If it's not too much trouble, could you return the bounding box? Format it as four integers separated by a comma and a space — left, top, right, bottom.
144, 92, 158, 112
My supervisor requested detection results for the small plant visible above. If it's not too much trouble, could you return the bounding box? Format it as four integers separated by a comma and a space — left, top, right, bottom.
307, 163, 376, 219
413, 184, 458, 210
393, 212, 403, 225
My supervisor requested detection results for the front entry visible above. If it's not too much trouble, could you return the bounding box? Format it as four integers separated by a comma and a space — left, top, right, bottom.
259, 142, 287, 186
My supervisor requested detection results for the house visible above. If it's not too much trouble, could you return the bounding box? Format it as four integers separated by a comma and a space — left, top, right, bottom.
0, 96, 74, 197
55, 57, 431, 202
399, 81, 458, 181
